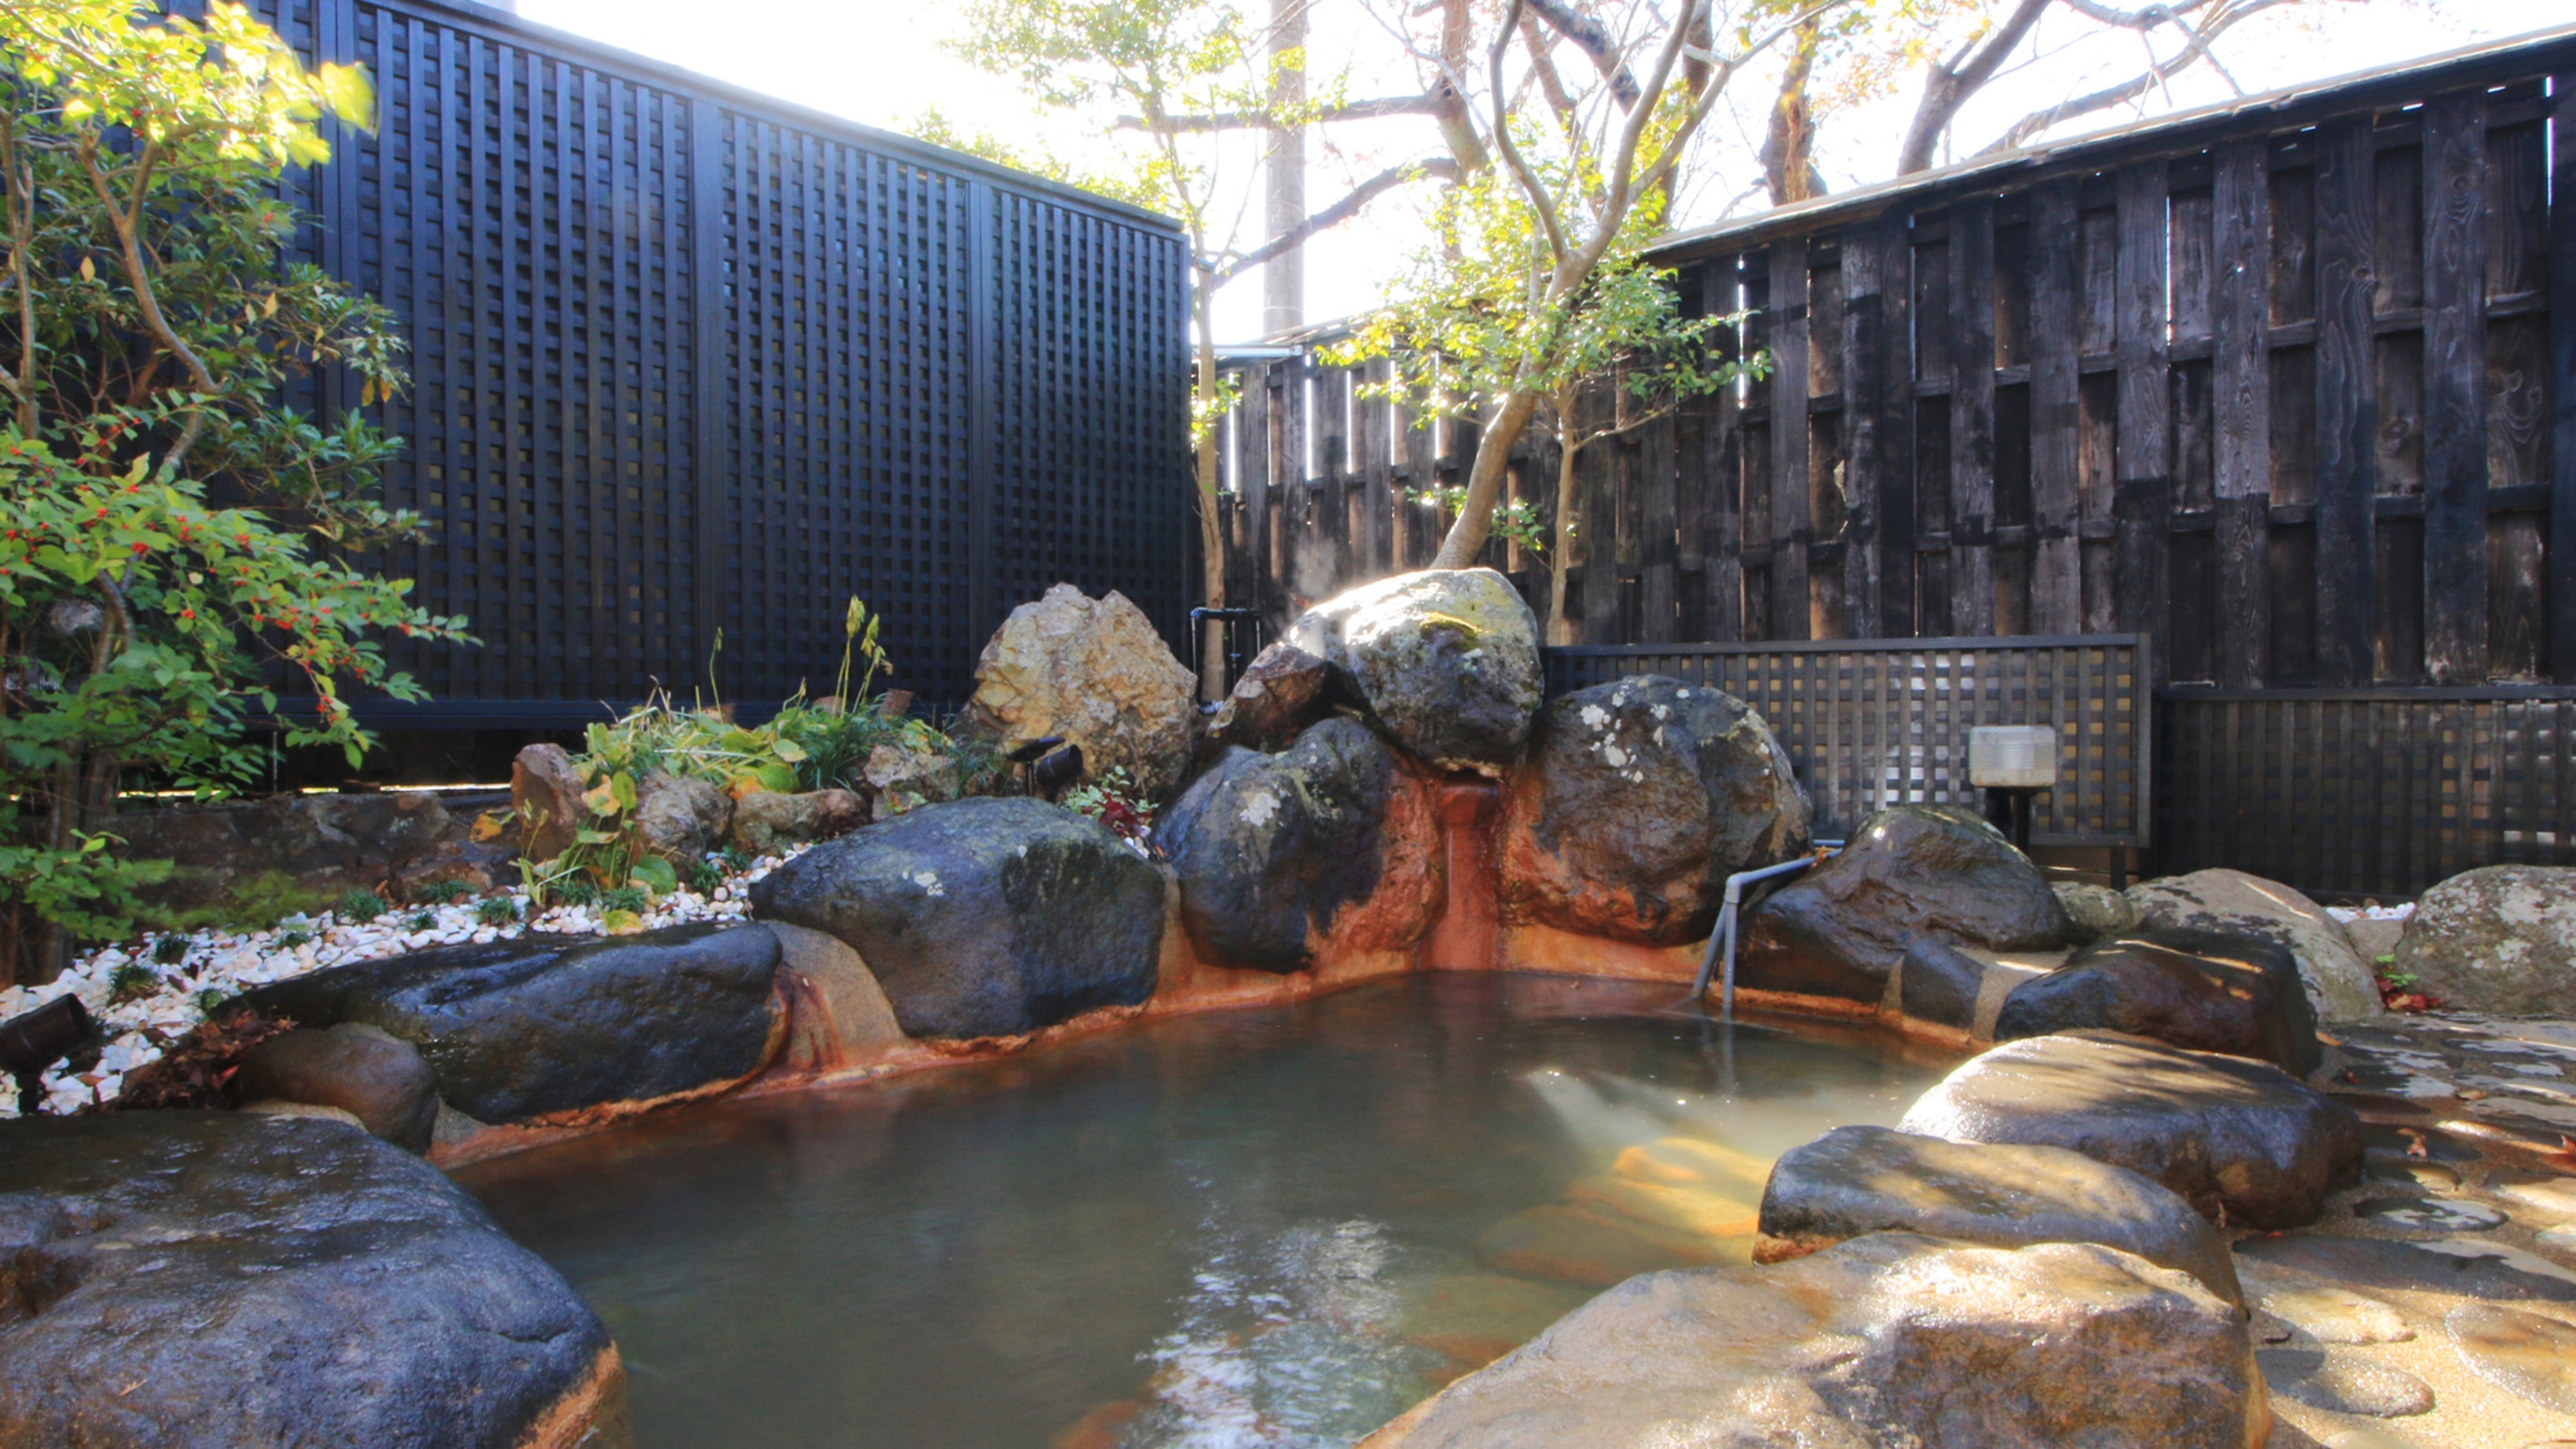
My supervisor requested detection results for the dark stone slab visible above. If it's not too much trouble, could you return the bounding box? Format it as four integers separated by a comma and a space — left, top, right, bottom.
1899, 937, 1988, 1030
2239, 1236, 2576, 1304
1738, 806, 2073, 1005
1755, 1124, 2242, 1304
0, 1111, 616, 1448
239, 921, 782, 1124
750, 797, 1165, 1040
1995, 929, 2321, 1074
1897, 1030, 2364, 1230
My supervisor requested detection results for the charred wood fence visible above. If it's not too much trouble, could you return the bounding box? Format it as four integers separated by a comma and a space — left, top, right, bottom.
1218, 27, 2576, 899
249, 0, 1192, 722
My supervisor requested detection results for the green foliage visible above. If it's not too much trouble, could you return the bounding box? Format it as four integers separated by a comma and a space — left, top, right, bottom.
331, 888, 384, 925
105, 958, 155, 1002
1060, 766, 1155, 844
271, 928, 310, 950
404, 909, 434, 930
1406, 486, 1551, 560
150, 931, 186, 964
474, 895, 519, 928
598, 885, 647, 915
718, 845, 755, 874
143, 869, 328, 935
684, 858, 723, 895
411, 879, 469, 905
0, 0, 471, 982
549, 876, 598, 910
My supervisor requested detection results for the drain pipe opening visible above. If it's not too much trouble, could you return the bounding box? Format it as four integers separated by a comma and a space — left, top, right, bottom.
1691, 841, 1845, 1019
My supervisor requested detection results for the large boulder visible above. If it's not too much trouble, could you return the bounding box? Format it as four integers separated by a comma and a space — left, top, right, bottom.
233, 1022, 441, 1153
1753, 1124, 2242, 1305
1364, 1233, 2264, 1449
1995, 929, 2321, 1074
0, 1111, 619, 1448
236, 922, 783, 1124
1204, 640, 1336, 754
2392, 864, 2576, 1016
966, 583, 1198, 800
1897, 1030, 2362, 1230
2129, 868, 2381, 1022
1157, 718, 1442, 973
1283, 568, 1542, 776
634, 768, 731, 865
749, 797, 1165, 1040
1498, 677, 1810, 944
1737, 805, 2072, 1006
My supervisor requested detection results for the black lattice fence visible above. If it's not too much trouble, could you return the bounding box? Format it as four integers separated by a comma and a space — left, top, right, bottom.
2157, 686, 2576, 898
1543, 637, 2149, 847
247, 0, 1189, 724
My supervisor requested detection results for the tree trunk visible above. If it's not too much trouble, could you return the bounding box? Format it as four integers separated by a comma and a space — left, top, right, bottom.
1430, 388, 1545, 568
1761, 21, 1826, 205
1546, 428, 1581, 645
1193, 281, 1229, 703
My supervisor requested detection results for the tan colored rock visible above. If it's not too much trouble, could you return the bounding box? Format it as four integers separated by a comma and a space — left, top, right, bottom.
728, 789, 867, 856
510, 743, 590, 863
2129, 868, 2381, 1022
864, 741, 959, 821
1205, 640, 1334, 753
2393, 865, 2576, 1016
968, 583, 1198, 800
765, 921, 906, 1070
633, 769, 731, 865
1367, 1233, 2267, 1449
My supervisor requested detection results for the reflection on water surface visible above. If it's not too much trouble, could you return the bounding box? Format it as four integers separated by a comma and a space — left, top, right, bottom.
460, 973, 1945, 1448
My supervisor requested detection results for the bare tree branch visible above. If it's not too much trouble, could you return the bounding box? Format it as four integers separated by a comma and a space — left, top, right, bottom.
1526, 0, 1641, 110
1211, 157, 1462, 283
1896, 0, 2052, 174
1116, 95, 1447, 132
1976, 0, 2293, 154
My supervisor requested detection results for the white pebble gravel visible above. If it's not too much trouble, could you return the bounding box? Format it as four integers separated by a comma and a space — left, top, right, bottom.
0, 847, 801, 1117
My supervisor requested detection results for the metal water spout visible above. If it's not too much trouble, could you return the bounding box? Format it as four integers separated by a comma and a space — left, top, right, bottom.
1691, 842, 1845, 1019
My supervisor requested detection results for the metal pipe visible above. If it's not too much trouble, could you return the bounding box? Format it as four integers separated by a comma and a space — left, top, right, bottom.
1690, 842, 1845, 1017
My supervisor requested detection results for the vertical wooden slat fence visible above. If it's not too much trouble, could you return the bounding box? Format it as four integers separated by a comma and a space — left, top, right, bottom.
256, 0, 1191, 722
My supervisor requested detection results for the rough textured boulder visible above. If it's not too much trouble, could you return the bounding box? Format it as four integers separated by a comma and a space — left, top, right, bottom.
1205, 640, 1336, 753
730, 787, 868, 856
2129, 868, 2381, 1022
862, 741, 959, 820
749, 797, 1165, 1040
1283, 567, 1542, 776
2056, 881, 2143, 940
509, 742, 591, 863
1157, 718, 1442, 973
1737, 805, 2072, 1006
1754, 1125, 2242, 1305
1996, 929, 2321, 1074
1364, 1233, 2264, 1449
236, 922, 783, 1124
966, 583, 1198, 800
1498, 677, 1810, 944
2393, 864, 2576, 1016
1897, 1029, 2362, 1230
0, 1112, 619, 1448
634, 769, 731, 865
234, 1022, 441, 1153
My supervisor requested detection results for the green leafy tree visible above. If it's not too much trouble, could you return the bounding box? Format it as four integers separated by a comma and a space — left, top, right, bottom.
1333, 162, 1765, 641
0, 0, 468, 982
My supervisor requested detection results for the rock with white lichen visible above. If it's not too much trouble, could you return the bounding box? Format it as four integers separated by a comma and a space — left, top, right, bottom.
1498, 677, 1809, 945
2128, 869, 2381, 1023
2391, 864, 2576, 1017
748, 797, 1164, 1039
1284, 568, 1543, 776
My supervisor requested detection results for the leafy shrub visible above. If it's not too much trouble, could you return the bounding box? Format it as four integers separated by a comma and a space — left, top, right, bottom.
406, 911, 436, 931
685, 858, 723, 895
598, 885, 648, 915
332, 890, 386, 925
411, 880, 470, 905
550, 877, 598, 909
106, 960, 159, 1003
1061, 768, 1156, 847
719, 845, 755, 874
151, 934, 189, 965
272, 929, 312, 951
475, 896, 520, 928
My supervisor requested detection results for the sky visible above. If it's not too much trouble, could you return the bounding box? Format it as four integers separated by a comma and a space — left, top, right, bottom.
512, 0, 2569, 343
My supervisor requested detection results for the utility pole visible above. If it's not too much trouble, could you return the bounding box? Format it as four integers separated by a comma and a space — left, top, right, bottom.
1264, 0, 1305, 336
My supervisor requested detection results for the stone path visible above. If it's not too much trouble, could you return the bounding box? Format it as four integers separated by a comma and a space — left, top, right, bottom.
2258, 1012, 2576, 1448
